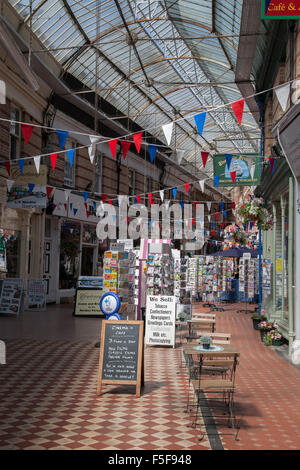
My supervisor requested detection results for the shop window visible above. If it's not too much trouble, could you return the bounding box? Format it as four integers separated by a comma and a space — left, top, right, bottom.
64, 141, 76, 188
9, 105, 21, 160
0, 229, 21, 277
59, 221, 81, 289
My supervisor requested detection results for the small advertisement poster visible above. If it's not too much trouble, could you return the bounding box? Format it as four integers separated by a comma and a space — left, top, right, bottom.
6, 165, 47, 209
27, 279, 46, 311
213, 154, 260, 187
77, 277, 103, 289
0, 278, 24, 315
145, 295, 176, 347
74, 289, 105, 316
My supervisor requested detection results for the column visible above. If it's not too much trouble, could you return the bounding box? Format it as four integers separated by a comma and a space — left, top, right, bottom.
272, 203, 277, 314
280, 196, 286, 319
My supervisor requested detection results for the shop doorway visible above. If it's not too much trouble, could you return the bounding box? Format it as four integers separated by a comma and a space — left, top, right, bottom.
81, 246, 95, 276
43, 239, 57, 303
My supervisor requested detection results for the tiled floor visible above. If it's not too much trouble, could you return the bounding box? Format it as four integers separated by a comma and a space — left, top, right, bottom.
0, 302, 300, 450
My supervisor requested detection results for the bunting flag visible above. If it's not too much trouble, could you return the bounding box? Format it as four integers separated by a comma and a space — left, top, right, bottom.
120, 141, 131, 159
50, 153, 58, 171
18, 158, 25, 175
232, 202, 236, 210
67, 149, 75, 168
184, 183, 190, 195
223, 210, 227, 218
101, 194, 108, 203
33, 156, 40, 174
220, 202, 224, 211
206, 202, 211, 212
215, 213, 219, 221
179, 200, 184, 209
269, 157, 276, 173
56, 130, 68, 150
0, 80, 6, 104
148, 144, 158, 163
88, 144, 96, 164
192, 218, 195, 225
4, 161, 10, 176
201, 152, 209, 168
109, 139, 118, 159
21, 124, 34, 144
162, 122, 173, 145
28, 183, 35, 193
83, 191, 89, 202
64, 203, 68, 212
211, 231, 216, 237
221, 222, 225, 229
199, 180, 205, 192
84, 202, 87, 211
46, 186, 54, 199
214, 175, 219, 188
176, 149, 185, 165
211, 221, 215, 229
250, 164, 256, 179
64, 189, 71, 202
73, 208, 78, 216
133, 132, 142, 153
225, 154, 232, 170
148, 193, 153, 207
194, 112, 206, 136
136, 195, 141, 204
275, 83, 290, 112
165, 200, 170, 210
172, 187, 177, 199
70, 203, 73, 211
6, 180, 14, 192
230, 170, 237, 185
208, 215, 211, 222
86, 210, 90, 218
108, 199, 113, 206
231, 99, 245, 125
160, 190, 164, 202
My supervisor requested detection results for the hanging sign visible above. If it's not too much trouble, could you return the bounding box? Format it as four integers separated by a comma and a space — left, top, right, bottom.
213, 154, 260, 187
145, 296, 176, 348
261, 0, 300, 19
26, 279, 46, 311
97, 320, 144, 398
6, 165, 47, 209
0, 278, 24, 315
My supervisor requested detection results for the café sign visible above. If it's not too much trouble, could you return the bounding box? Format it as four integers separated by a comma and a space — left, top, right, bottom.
262, 0, 300, 18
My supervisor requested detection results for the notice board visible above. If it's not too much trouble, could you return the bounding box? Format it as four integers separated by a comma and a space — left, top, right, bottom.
74, 288, 105, 317
97, 320, 144, 398
0, 278, 24, 315
145, 295, 176, 347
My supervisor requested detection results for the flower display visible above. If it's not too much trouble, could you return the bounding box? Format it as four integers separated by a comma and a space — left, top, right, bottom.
259, 320, 279, 331
236, 196, 273, 231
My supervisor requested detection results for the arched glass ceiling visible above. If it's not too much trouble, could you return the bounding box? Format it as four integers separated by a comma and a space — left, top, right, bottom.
9, 0, 260, 181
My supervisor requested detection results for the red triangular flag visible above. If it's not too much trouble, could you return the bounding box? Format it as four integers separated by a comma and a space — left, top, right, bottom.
232, 202, 236, 210
64, 203, 67, 211
108, 199, 113, 206
136, 195, 141, 204
211, 230, 216, 236
133, 132, 142, 153
121, 141, 131, 159
230, 171, 237, 185
194, 201, 199, 208
184, 183, 190, 194
21, 123, 34, 144
231, 99, 245, 125
192, 217, 195, 225
126, 217, 130, 223
4, 161, 10, 176
84, 202, 87, 210
46, 186, 53, 198
269, 157, 275, 172
50, 153, 57, 171
221, 222, 225, 229
215, 213, 219, 221
86, 210, 90, 218
201, 152, 209, 168
148, 193, 153, 206
102, 194, 108, 203
109, 139, 118, 159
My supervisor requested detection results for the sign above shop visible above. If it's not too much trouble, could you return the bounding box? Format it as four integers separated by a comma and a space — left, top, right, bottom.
261, 0, 300, 19
6, 165, 47, 209
213, 154, 260, 187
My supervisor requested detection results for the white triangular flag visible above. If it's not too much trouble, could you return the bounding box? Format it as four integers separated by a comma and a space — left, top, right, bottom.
90, 135, 100, 145
88, 144, 96, 164
162, 122, 173, 146
176, 149, 185, 165
33, 156, 40, 174
208, 215, 211, 222
6, 180, 14, 192
275, 83, 290, 112
199, 180, 205, 192
160, 190, 164, 202
206, 202, 211, 212
64, 189, 71, 202
0, 81, 5, 104
165, 200, 170, 210
250, 164, 256, 179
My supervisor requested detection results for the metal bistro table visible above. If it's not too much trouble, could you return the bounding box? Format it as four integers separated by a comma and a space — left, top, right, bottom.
183, 343, 239, 357
187, 318, 216, 336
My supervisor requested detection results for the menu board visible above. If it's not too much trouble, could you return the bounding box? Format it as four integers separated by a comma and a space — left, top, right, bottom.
74, 289, 105, 317
27, 279, 46, 311
145, 296, 176, 347
0, 278, 23, 315
97, 320, 144, 398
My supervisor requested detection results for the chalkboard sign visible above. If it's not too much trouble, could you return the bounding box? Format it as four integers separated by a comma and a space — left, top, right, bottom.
97, 320, 144, 398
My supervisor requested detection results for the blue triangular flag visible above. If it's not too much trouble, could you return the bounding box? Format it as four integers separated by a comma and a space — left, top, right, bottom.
172, 187, 177, 199
148, 144, 158, 163
225, 154, 232, 170
194, 112, 206, 136
211, 221, 215, 229
223, 210, 227, 218
177, 220, 181, 226
220, 202, 224, 211
18, 158, 25, 175
179, 200, 184, 209
73, 208, 78, 215
67, 149, 75, 168
70, 203, 73, 211
28, 183, 35, 193
56, 130, 68, 149
93, 201, 97, 211
214, 175, 219, 188
83, 191, 89, 202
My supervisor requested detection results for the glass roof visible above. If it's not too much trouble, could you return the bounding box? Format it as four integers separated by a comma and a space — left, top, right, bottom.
9, 0, 260, 181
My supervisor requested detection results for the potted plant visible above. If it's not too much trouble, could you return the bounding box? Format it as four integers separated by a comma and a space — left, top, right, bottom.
236, 196, 273, 231
259, 320, 279, 342
178, 312, 187, 322
251, 312, 267, 330
270, 330, 282, 346
199, 335, 213, 350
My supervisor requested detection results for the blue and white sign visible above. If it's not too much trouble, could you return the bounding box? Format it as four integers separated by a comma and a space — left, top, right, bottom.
99, 292, 121, 318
